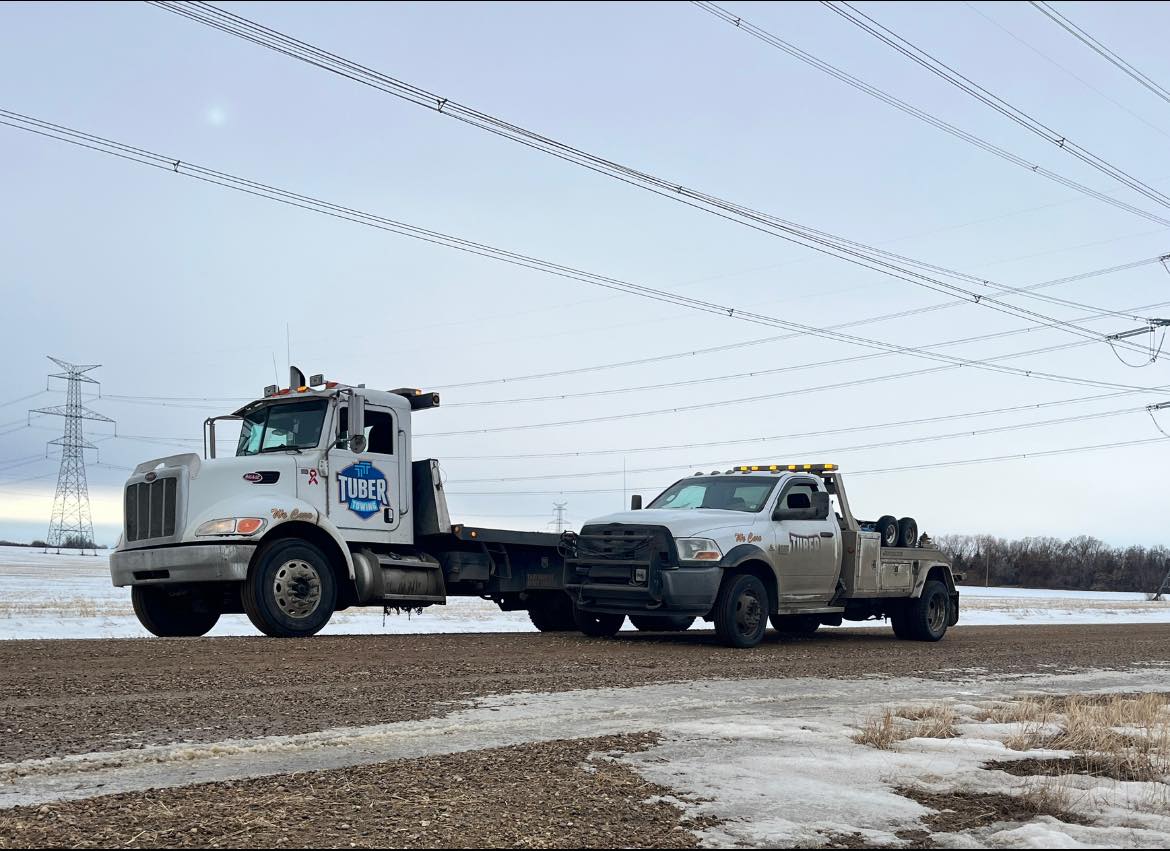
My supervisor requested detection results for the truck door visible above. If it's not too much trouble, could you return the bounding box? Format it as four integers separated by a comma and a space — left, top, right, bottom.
328, 403, 402, 540
771, 478, 840, 603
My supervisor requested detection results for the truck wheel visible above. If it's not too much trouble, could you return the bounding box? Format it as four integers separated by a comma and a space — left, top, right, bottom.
897, 517, 918, 548
898, 580, 950, 641
528, 593, 577, 632
769, 614, 820, 636
572, 605, 625, 638
875, 515, 899, 547
629, 614, 696, 632
131, 586, 220, 637
242, 539, 337, 638
713, 573, 769, 648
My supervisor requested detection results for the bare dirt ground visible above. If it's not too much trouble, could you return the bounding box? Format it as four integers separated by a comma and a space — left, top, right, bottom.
2, 623, 1169, 764
0, 733, 716, 849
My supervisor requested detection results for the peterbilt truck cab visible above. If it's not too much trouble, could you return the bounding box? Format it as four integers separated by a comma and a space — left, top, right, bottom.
110, 370, 571, 638
564, 463, 960, 647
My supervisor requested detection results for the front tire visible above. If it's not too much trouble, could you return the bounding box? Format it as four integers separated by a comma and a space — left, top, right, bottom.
895, 579, 950, 641
528, 593, 577, 632
769, 614, 820, 636
242, 539, 337, 638
132, 586, 220, 637
573, 605, 625, 638
629, 614, 696, 632
713, 573, 769, 648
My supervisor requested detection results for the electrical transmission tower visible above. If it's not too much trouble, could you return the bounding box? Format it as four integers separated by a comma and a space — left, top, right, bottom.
552, 502, 568, 534
30, 358, 114, 553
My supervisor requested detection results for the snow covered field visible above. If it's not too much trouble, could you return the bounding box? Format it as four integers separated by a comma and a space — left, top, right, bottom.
1, 545, 1167, 640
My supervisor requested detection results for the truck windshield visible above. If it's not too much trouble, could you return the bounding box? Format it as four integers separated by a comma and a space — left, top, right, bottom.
648, 477, 777, 513
236, 399, 329, 456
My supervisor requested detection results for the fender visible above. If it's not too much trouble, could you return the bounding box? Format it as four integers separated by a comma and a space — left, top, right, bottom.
188, 494, 358, 581
720, 543, 774, 570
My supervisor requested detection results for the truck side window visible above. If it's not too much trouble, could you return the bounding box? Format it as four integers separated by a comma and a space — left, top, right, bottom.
365, 410, 394, 455
783, 483, 816, 509
336, 406, 394, 454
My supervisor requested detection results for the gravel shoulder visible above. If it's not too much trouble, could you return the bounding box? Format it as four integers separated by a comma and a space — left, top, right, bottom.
0, 733, 713, 849
2, 623, 1168, 763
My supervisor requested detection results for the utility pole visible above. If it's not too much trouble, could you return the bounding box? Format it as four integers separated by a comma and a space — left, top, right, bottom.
1155, 558, 1170, 602
30, 358, 114, 555
552, 501, 568, 534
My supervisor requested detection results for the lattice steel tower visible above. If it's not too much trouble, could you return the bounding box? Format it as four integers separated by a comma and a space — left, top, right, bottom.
30, 358, 114, 552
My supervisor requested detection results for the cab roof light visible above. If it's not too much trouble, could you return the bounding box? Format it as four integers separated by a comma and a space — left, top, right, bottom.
736, 463, 838, 474
263, 384, 279, 397
391, 388, 441, 410
309, 374, 325, 387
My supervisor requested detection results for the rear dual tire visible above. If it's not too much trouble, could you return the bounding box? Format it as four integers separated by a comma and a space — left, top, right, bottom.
890, 579, 949, 642
528, 593, 577, 632
573, 606, 626, 638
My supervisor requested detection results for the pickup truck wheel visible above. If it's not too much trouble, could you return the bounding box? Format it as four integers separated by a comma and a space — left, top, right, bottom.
131, 586, 220, 637
900, 580, 950, 641
875, 515, 899, 547
769, 614, 820, 636
713, 573, 769, 648
528, 593, 577, 632
897, 517, 918, 548
572, 606, 625, 638
629, 614, 696, 632
242, 539, 337, 638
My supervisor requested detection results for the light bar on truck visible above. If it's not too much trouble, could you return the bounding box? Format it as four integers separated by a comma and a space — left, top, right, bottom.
734, 463, 837, 474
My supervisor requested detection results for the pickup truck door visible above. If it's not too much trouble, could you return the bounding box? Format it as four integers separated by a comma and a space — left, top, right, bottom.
771, 479, 840, 603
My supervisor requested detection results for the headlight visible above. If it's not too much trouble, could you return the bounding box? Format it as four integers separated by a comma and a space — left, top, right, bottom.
195, 517, 267, 537
676, 537, 722, 563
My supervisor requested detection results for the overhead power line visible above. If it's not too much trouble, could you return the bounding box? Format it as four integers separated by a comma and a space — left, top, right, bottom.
693, 1, 1170, 227
445, 402, 1157, 483
146, 2, 1161, 353
821, 1, 1170, 211
440, 298, 1170, 409
417, 337, 1163, 440
1030, 1, 1170, 107
438, 387, 1161, 461
442, 434, 1169, 496
3, 109, 1165, 399
433, 256, 1170, 391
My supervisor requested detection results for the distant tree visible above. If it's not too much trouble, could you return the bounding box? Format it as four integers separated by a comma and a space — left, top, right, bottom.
31, 539, 48, 548
937, 533, 1169, 594
62, 534, 95, 550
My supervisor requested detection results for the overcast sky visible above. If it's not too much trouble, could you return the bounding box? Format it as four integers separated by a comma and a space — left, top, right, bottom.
1, 1, 1169, 547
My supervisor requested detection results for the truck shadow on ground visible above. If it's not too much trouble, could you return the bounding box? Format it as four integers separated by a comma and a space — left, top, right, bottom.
607, 628, 902, 647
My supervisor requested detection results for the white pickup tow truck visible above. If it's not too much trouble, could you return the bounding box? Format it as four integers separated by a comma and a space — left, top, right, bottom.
564, 464, 961, 647
109, 370, 574, 637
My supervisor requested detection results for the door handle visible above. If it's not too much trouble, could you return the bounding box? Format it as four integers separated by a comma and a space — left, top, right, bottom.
819, 532, 834, 538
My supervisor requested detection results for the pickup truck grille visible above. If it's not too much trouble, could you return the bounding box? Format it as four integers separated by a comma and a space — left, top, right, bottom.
124, 477, 178, 543
566, 524, 676, 585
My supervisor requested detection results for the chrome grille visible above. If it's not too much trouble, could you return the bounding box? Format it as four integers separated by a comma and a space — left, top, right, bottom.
125, 477, 178, 542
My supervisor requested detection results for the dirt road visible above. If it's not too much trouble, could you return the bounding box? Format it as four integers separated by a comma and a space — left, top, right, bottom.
4, 623, 1168, 764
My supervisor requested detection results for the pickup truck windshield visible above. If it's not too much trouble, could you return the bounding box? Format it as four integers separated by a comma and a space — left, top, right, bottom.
649, 476, 777, 513
236, 399, 329, 456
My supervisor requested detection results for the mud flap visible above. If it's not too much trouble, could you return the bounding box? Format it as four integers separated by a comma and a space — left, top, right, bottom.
947, 591, 960, 626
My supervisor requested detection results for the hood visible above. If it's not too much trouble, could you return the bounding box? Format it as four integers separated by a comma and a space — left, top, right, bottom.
583, 508, 765, 538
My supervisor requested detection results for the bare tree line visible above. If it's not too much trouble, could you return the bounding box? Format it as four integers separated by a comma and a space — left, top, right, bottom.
935, 534, 1170, 593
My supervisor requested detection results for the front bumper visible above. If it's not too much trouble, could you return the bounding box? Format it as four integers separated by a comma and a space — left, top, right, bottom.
110, 543, 257, 587
566, 565, 722, 616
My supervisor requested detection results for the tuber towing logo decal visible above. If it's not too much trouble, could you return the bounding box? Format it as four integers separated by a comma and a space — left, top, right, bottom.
337, 461, 391, 520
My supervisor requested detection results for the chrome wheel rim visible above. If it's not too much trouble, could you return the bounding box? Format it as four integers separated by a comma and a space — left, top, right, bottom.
273, 559, 322, 619
927, 593, 947, 634
735, 588, 763, 637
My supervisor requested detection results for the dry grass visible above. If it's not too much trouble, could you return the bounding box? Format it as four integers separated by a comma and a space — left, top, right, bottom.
853, 704, 958, 749
992, 693, 1170, 782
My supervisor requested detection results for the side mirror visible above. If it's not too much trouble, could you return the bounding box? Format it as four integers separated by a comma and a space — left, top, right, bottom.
812, 492, 831, 520
630, 494, 643, 511
347, 392, 365, 453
